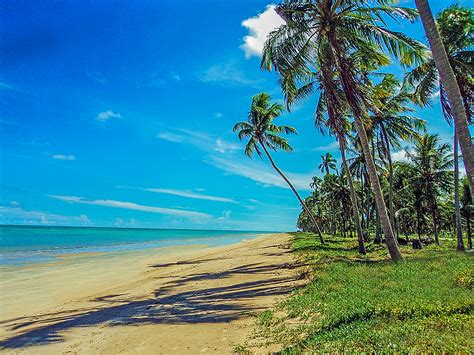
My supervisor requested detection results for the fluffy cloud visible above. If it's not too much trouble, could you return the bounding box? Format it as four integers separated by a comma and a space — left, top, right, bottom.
96, 110, 122, 122
241, 4, 284, 58
392, 150, 410, 162
49, 195, 211, 218
52, 154, 76, 161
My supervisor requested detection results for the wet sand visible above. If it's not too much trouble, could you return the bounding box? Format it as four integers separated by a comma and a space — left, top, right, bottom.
0, 233, 301, 354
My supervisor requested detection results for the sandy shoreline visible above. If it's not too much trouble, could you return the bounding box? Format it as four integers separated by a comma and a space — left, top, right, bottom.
0, 233, 301, 354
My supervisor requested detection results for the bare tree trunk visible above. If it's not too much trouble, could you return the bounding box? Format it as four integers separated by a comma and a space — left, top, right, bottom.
432, 206, 439, 245
259, 141, 325, 244
381, 125, 396, 233
454, 130, 465, 251
339, 138, 366, 254
467, 214, 472, 250
416, 0, 474, 193
417, 207, 423, 245
328, 40, 402, 261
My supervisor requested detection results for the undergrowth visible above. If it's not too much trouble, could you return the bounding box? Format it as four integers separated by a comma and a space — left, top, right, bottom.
250, 233, 473, 353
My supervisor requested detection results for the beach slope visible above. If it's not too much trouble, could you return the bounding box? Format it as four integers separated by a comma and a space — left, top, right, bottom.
0, 233, 299, 354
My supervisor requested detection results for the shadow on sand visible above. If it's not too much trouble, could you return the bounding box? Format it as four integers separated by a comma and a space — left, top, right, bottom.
0, 259, 297, 350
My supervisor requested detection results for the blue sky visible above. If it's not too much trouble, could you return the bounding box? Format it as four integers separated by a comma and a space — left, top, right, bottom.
0, 0, 467, 231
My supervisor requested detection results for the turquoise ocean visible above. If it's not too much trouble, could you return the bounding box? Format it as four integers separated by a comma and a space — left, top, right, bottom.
0, 225, 272, 266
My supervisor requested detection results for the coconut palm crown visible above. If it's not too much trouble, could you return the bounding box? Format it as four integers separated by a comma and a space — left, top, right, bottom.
233, 93, 297, 158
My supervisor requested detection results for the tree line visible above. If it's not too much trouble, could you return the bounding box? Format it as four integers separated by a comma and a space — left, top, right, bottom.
233, 1, 473, 260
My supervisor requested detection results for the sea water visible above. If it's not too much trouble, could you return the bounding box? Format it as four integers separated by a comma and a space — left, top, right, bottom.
0, 225, 271, 266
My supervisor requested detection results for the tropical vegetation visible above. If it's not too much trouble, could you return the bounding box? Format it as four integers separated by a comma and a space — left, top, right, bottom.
231, 1, 473, 351
233, 0, 473, 258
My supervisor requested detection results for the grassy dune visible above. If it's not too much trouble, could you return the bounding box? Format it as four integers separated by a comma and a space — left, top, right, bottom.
250, 233, 473, 353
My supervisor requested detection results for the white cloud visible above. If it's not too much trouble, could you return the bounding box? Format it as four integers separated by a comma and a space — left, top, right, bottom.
312, 141, 340, 152
214, 138, 240, 153
52, 154, 76, 161
214, 112, 223, 119
218, 210, 232, 221
49, 195, 211, 218
172, 74, 181, 81
96, 110, 122, 122
198, 62, 260, 87
392, 150, 410, 162
433, 90, 440, 98
0, 81, 14, 90
207, 155, 314, 190
241, 4, 285, 58
135, 188, 238, 204
0, 206, 90, 225
156, 132, 185, 143
10, 201, 20, 207
156, 128, 240, 154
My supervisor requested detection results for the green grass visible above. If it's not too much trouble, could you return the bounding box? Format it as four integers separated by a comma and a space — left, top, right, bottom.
253, 233, 473, 353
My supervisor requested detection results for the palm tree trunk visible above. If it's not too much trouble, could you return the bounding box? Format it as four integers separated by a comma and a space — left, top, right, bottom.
467, 214, 472, 250
454, 129, 465, 251
328, 40, 402, 261
338, 138, 366, 254
416, 207, 423, 245
431, 205, 439, 245
416, 0, 474, 193
381, 125, 396, 234
259, 140, 325, 244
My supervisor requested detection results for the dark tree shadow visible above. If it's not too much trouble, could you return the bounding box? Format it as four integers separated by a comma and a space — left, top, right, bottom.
0, 261, 299, 350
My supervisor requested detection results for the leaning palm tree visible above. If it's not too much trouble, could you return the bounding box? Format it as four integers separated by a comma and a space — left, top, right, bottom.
314, 69, 367, 253
405, 4, 473, 251
415, 0, 474, 192
319, 153, 337, 176
233, 92, 324, 243
371, 74, 426, 235
262, 0, 426, 260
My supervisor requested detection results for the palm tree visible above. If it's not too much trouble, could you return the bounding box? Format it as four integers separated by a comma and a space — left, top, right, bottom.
461, 177, 473, 250
233, 92, 324, 243
454, 131, 465, 251
406, 134, 453, 244
319, 153, 337, 175
415, 0, 474, 192
314, 76, 366, 252
262, 1, 426, 260
405, 4, 473, 251
371, 74, 426, 235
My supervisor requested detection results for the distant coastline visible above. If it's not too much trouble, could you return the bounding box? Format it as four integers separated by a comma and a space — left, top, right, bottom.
0, 224, 281, 233
0, 225, 280, 266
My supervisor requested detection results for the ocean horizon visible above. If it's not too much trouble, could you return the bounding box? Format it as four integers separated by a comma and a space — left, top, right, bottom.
0, 225, 277, 266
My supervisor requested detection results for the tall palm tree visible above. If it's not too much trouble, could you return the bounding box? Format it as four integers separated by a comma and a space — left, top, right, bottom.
371, 74, 426, 234
233, 92, 324, 243
314, 74, 366, 252
461, 177, 473, 250
405, 4, 473, 251
406, 134, 453, 244
319, 153, 337, 175
262, 0, 426, 260
454, 131, 465, 250
415, 0, 474, 192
